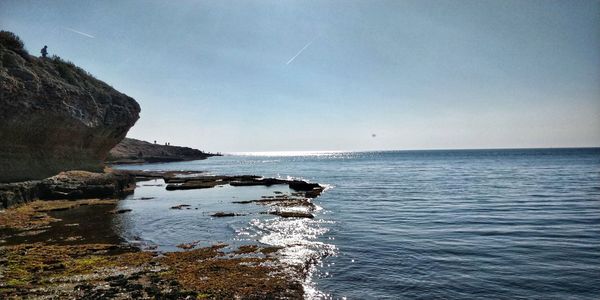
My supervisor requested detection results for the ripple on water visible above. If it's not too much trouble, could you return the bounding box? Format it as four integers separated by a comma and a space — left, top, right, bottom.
116, 148, 600, 299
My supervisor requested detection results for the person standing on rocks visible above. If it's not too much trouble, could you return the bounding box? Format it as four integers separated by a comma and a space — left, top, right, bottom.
41, 45, 48, 58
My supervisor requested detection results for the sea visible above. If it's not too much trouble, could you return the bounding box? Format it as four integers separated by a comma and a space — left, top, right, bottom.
114, 148, 600, 299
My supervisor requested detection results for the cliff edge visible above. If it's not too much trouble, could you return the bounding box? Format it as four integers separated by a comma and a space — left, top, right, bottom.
0, 31, 140, 182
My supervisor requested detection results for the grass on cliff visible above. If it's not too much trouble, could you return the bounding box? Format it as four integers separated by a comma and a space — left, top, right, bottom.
49, 55, 100, 86
0, 30, 105, 88
0, 30, 28, 58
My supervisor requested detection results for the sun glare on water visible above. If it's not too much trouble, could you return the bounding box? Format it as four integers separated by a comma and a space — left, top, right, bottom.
230, 150, 353, 157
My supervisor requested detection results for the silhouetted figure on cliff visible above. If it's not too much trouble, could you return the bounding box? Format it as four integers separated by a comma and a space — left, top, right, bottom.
41, 45, 48, 58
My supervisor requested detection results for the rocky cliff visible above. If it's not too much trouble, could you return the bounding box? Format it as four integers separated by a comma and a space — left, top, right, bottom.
108, 138, 219, 164
0, 31, 140, 182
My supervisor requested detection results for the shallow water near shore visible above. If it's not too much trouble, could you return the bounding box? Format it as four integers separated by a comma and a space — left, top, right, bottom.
116, 148, 600, 299
114, 181, 327, 252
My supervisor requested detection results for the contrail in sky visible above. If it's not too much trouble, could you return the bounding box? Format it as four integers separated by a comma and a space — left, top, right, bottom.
64, 27, 95, 39
286, 36, 318, 65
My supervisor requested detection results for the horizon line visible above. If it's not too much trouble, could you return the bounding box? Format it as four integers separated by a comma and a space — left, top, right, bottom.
227, 146, 600, 155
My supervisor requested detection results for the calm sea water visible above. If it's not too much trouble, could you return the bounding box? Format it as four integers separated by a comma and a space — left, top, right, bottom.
116, 148, 600, 299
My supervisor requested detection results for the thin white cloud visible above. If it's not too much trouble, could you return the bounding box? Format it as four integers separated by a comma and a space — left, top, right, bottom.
64, 27, 95, 39
286, 35, 318, 65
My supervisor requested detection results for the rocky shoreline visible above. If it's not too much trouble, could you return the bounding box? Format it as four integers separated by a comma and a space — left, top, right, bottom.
0, 169, 325, 299
1, 30, 324, 299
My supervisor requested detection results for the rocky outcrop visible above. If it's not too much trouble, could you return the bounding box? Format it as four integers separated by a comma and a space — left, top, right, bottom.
0, 181, 42, 209
38, 170, 135, 200
107, 138, 219, 164
0, 31, 140, 182
0, 171, 135, 208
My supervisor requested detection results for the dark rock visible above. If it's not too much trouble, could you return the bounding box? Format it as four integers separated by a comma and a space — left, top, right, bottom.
270, 211, 314, 218
0, 32, 140, 183
0, 180, 41, 208
305, 187, 324, 198
170, 204, 191, 210
166, 180, 220, 190
211, 212, 244, 217
288, 181, 321, 191
232, 200, 254, 204
110, 209, 132, 214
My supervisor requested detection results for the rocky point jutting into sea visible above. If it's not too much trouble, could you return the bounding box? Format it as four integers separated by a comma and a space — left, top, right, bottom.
0, 31, 325, 299
107, 137, 221, 164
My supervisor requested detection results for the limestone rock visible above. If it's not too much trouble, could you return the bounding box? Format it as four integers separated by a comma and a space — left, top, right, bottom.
0, 31, 140, 182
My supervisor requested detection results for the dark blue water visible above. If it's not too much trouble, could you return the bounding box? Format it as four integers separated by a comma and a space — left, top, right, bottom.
116, 148, 600, 299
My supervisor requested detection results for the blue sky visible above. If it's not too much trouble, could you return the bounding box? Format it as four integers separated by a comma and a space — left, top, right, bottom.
2, 0, 599, 152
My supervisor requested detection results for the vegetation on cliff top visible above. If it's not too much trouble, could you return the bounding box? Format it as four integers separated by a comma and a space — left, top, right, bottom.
0, 31, 26, 57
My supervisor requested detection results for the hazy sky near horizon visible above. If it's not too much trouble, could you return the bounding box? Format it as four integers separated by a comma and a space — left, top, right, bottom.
2, 0, 599, 152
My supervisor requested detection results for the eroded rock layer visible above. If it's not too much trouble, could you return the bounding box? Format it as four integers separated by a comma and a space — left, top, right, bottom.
0, 31, 140, 182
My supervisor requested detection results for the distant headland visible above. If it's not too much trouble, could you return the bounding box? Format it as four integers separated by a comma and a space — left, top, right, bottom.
107, 138, 221, 164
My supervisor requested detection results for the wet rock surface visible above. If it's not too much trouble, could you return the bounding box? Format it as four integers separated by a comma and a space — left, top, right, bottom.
170, 204, 191, 210
150, 172, 324, 198
211, 212, 245, 217
270, 211, 315, 219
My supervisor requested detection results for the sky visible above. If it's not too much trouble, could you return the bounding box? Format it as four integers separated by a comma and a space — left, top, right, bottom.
1, 0, 599, 152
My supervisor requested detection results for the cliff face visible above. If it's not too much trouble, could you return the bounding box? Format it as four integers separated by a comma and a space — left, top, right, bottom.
0, 31, 140, 182
108, 138, 219, 164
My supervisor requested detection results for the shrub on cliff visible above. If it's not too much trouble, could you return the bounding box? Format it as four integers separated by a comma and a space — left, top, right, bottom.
0, 30, 28, 58
49, 55, 99, 86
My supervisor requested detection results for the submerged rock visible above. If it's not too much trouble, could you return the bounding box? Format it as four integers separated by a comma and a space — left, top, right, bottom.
0, 31, 140, 183
211, 212, 244, 217
166, 180, 221, 190
170, 204, 191, 210
159, 173, 323, 195
270, 211, 314, 219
